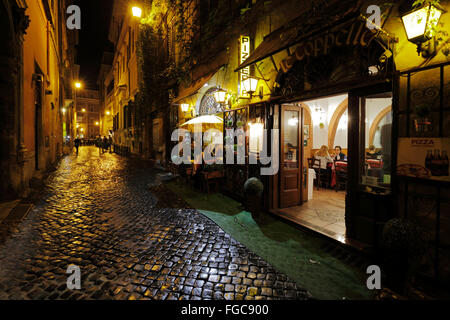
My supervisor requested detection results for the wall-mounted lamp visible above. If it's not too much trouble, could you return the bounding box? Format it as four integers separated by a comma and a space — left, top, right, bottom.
213, 88, 228, 104
180, 103, 190, 113
61, 108, 67, 114
242, 76, 259, 98
401, 3, 445, 57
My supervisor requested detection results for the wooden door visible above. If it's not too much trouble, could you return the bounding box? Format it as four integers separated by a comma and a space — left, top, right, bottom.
280, 105, 303, 208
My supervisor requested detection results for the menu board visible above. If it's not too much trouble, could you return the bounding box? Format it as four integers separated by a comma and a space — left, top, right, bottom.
397, 138, 450, 182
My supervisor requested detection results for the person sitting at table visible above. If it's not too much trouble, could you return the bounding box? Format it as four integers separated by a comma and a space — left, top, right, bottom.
315, 145, 334, 169
333, 146, 347, 161
366, 145, 382, 160
314, 145, 333, 188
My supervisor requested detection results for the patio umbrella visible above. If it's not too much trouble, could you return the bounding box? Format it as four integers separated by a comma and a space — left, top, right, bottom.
180, 114, 223, 132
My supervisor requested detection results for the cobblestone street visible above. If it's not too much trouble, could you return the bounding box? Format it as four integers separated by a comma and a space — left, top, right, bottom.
0, 147, 311, 300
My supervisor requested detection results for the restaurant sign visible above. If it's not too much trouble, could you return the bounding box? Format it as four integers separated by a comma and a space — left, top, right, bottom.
397, 138, 450, 182
240, 36, 251, 98
280, 19, 378, 74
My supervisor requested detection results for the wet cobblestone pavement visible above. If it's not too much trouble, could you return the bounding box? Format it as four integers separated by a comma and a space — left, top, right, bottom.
0, 147, 311, 300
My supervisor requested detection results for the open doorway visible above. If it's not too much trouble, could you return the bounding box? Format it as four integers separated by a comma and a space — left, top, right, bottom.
276, 91, 393, 243
278, 94, 348, 241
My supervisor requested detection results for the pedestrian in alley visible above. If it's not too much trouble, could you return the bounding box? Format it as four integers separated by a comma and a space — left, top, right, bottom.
108, 136, 113, 153
74, 138, 81, 154
103, 136, 109, 153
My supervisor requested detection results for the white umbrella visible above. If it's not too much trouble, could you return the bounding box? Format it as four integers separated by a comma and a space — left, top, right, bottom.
180, 115, 223, 126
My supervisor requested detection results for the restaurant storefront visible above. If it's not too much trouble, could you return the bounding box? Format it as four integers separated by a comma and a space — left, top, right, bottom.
230, 7, 397, 248
172, 0, 450, 284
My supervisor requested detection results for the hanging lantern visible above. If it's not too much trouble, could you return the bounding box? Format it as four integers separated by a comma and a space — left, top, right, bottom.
401, 3, 445, 55
213, 89, 228, 104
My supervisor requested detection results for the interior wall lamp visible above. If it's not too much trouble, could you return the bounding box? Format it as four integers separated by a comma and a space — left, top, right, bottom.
401, 3, 445, 57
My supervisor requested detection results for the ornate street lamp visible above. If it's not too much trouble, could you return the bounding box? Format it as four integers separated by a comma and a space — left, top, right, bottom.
401, 3, 445, 56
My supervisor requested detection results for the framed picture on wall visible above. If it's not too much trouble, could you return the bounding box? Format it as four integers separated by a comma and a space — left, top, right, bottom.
303, 125, 309, 139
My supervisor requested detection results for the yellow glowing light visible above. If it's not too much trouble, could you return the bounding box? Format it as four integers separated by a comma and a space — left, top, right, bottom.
80, 128, 84, 132
75, 82, 82, 89
106, 111, 111, 115
61, 108, 66, 113
402, 4, 443, 42
214, 90, 227, 104
180, 104, 190, 112
249, 123, 264, 153
132, 6, 142, 18
95, 122, 99, 126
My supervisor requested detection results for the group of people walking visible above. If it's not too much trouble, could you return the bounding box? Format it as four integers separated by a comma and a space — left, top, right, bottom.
74, 136, 112, 154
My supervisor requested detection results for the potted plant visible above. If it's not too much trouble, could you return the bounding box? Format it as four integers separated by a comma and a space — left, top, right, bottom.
244, 177, 264, 218
414, 104, 432, 133
319, 122, 325, 129
381, 218, 429, 295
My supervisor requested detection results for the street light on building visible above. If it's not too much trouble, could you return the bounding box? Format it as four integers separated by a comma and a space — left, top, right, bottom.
242, 76, 259, 98
401, 3, 445, 56
73, 81, 83, 140
132, 6, 142, 18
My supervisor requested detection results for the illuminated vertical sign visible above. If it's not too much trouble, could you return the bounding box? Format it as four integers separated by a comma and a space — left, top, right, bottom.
240, 36, 250, 98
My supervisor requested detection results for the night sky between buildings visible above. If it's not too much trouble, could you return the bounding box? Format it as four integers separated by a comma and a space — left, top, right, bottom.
74, 0, 113, 89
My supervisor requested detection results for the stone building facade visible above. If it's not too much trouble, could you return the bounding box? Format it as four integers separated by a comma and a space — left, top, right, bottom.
0, 0, 77, 199
75, 89, 101, 139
